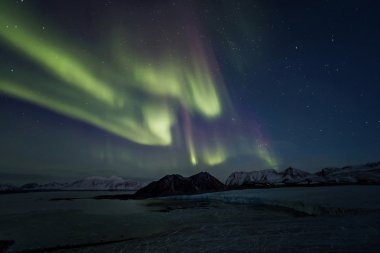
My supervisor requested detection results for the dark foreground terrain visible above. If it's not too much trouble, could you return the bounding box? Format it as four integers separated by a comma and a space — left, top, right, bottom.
0, 186, 379, 253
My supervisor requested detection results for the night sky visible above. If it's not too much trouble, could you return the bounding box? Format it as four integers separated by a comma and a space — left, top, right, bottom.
1, 0, 379, 184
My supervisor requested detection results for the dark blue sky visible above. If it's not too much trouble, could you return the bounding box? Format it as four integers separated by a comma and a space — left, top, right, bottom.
0, 0, 379, 184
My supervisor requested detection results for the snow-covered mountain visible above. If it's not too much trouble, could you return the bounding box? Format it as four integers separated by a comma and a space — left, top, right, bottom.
281, 167, 311, 183
66, 176, 145, 190
226, 162, 380, 187
0, 184, 18, 192
225, 169, 283, 186
315, 162, 380, 184
0, 176, 146, 192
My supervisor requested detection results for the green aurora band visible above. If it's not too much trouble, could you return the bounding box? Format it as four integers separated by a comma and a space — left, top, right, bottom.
0, 1, 278, 169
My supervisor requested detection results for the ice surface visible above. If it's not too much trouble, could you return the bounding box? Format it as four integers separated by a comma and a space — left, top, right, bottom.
165, 185, 380, 215
1, 186, 379, 252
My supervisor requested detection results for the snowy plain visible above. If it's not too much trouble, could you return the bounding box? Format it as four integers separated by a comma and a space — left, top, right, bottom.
0, 186, 379, 252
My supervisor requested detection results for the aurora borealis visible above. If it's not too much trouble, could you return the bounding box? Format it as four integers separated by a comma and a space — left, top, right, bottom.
0, 0, 223, 147
1, 0, 380, 183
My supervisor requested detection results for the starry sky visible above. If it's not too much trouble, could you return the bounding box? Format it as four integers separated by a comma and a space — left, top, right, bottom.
1, 0, 379, 184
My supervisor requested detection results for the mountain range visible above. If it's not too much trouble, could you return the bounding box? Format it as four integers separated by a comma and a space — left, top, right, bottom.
95, 172, 225, 199
1, 161, 379, 194
95, 162, 380, 200
226, 161, 380, 187
0, 176, 146, 193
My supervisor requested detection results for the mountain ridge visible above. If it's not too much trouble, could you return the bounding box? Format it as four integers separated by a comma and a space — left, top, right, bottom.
226, 161, 380, 187
2, 161, 380, 194
95, 172, 225, 200
0, 176, 146, 193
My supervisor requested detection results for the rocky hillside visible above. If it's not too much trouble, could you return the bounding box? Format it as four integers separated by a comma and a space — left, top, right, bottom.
134, 172, 225, 198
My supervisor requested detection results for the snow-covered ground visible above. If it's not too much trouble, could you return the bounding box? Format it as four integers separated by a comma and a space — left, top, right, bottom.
1, 186, 379, 252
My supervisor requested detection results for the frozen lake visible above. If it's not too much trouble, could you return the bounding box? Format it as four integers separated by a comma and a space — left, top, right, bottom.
1, 186, 380, 252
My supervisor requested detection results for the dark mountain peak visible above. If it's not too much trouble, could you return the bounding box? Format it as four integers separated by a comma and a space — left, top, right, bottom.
134, 172, 225, 198
160, 174, 185, 182
190, 172, 225, 192
282, 167, 295, 174
316, 167, 336, 175
282, 167, 310, 178
163, 174, 184, 178
189, 172, 214, 180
